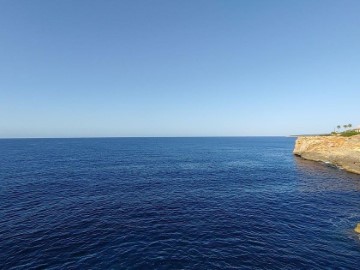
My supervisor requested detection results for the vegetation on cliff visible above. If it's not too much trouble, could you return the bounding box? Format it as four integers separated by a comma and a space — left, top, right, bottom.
339, 130, 359, 137
331, 130, 359, 137
329, 123, 359, 137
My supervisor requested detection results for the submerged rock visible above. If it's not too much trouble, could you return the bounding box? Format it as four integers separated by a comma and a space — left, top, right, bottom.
293, 135, 360, 175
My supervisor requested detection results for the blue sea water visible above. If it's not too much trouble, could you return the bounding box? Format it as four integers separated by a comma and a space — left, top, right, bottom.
1, 137, 360, 269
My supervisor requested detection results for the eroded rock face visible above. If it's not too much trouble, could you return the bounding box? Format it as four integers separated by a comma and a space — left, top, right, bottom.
293, 135, 360, 175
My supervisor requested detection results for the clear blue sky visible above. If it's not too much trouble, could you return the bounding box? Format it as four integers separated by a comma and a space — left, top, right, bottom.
1, 0, 359, 137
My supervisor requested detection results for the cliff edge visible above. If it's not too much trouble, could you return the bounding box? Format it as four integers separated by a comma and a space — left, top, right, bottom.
293, 135, 360, 175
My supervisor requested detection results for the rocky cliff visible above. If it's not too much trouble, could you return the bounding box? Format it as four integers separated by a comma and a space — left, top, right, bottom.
293, 135, 360, 175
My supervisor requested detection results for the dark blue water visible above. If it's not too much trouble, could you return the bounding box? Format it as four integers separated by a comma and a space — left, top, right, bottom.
1, 137, 360, 269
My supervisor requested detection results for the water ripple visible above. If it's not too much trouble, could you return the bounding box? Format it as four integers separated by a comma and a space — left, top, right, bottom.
0, 137, 359, 269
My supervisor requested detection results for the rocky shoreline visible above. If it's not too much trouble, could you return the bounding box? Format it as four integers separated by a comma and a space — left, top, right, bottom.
293, 135, 360, 175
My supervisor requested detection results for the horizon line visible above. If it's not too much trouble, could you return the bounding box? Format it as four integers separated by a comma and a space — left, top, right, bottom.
0, 135, 290, 140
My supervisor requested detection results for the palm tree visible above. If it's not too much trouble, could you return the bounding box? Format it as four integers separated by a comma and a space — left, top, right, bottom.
343, 124, 348, 130
348, 124, 352, 129
337, 125, 341, 132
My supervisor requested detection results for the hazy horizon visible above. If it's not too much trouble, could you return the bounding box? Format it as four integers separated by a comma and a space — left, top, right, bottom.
0, 135, 292, 139
1, 0, 359, 138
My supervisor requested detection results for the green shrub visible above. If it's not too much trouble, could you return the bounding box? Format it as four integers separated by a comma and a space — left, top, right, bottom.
340, 130, 359, 137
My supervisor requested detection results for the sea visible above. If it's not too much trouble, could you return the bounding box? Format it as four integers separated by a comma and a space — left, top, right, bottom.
1, 137, 360, 269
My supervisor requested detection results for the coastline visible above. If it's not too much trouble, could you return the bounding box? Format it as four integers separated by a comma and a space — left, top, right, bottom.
293, 135, 360, 175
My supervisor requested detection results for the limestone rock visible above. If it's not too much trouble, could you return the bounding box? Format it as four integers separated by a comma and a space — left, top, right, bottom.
293, 135, 360, 175
354, 223, 360, 233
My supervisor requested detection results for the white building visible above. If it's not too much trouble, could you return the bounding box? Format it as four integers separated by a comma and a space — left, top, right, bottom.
352, 126, 360, 132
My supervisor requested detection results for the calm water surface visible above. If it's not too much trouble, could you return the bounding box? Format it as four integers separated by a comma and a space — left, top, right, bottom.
1, 137, 360, 269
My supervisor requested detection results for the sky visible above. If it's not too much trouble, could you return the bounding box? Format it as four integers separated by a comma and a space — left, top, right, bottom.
1, 0, 359, 138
